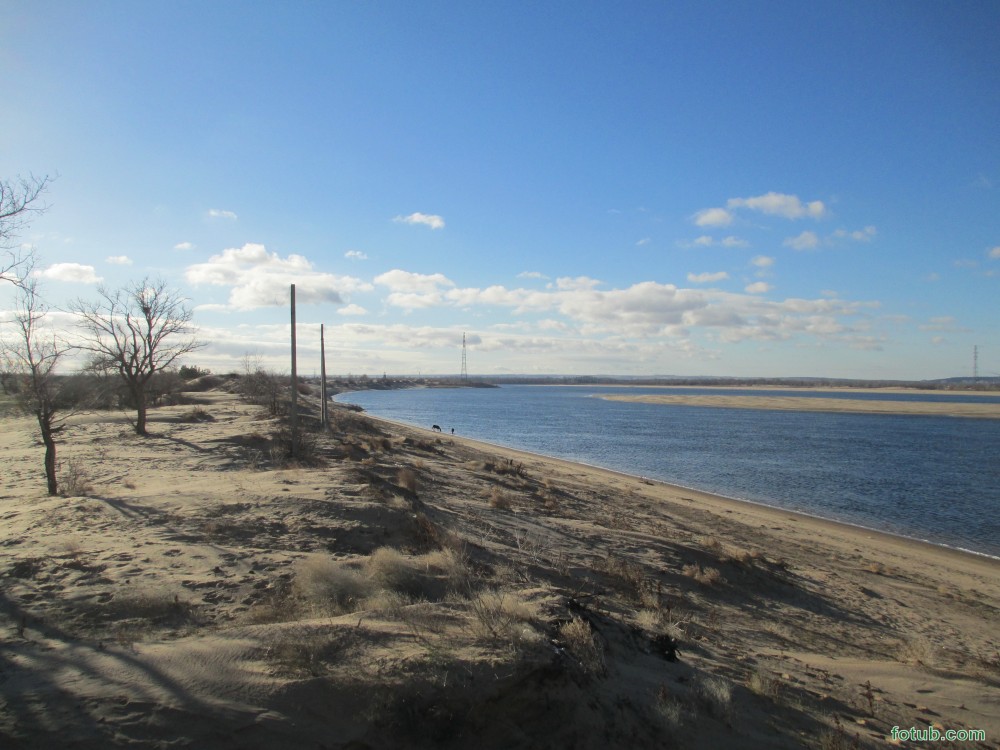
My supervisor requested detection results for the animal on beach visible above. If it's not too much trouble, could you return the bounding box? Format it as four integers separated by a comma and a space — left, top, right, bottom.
432, 424, 442, 432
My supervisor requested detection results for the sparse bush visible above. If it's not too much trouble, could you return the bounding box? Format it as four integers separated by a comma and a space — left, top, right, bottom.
559, 615, 605, 675
364, 547, 421, 596
466, 588, 539, 646
177, 406, 214, 423
59, 459, 94, 497
696, 675, 733, 719
270, 427, 321, 466
682, 563, 724, 587
747, 668, 782, 699
293, 555, 372, 614
397, 467, 418, 494
487, 486, 513, 510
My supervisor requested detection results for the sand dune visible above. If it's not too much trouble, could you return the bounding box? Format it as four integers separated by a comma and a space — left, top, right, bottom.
599, 392, 1000, 418
2, 389, 998, 749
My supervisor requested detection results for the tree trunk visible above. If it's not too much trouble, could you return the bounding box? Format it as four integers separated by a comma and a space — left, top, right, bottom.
39, 416, 57, 496
135, 388, 148, 435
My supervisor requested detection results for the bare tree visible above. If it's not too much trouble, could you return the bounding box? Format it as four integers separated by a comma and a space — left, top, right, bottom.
72, 277, 201, 435
1, 274, 73, 495
1, 174, 52, 287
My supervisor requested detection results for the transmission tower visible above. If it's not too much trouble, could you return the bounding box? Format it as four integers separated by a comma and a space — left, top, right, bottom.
460, 332, 468, 382
973, 344, 979, 381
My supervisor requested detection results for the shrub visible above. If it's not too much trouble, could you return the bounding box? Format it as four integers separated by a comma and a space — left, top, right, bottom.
682, 564, 724, 587
559, 615, 605, 675
59, 459, 94, 497
487, 486, 513, 511
293, 555, 372, 614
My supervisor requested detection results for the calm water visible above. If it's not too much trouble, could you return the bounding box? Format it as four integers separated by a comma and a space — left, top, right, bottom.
335, 385, 1000, 558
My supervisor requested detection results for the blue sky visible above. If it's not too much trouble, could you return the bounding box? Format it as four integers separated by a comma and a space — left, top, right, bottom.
2, 1, 999, 379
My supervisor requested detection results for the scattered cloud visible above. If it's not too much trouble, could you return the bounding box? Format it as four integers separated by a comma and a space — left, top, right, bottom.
721, 236, 749, 248
106, 255, 132, 265
744, 281, 772, 294
693, 235, 715, 246
727, 192, 827, 220
174, 241, 195, 251
345, 250, 368, 261
953, 259, 978, 269
337, 304, 368, 316
687, 271, 729, 284
750, 255, 775, 268
393, 212, 445, 230
374, 269, 456, 310
988, 246, 1000, 260
784, 231, 820, 251
207, 209, 238, 220
919, 316, 968, 333
36, 263, 102, 284
518, 271, 549, 280
930, 336, 945, 346
925, 272, 941, 282
636, 237, 651, 246
692, 208, 734, 227
832, 226, 877, 242
184, 243, 371, 310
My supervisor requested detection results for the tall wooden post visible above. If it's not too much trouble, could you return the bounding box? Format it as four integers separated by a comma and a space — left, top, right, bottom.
320, 323, 328, 430
290, 284, 298, 453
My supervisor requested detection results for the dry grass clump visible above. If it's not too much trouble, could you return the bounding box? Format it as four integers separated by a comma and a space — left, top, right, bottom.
365, 547, 422, 596
558, 615, 606, 675
696, 675, 733, 720
654, 685, 690, 729
487, 486, 514, 511
747, 668, 782, 699
293, 554, 373, 614
466, 588, 539, 647
397, 467, 418, 494
177, 406, 214, 423
682, 563, 724, 587
896, 634, 936, 667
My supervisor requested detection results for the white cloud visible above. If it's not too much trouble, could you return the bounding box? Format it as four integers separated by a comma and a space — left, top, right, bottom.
721, 236, 749, 248
174, 241, 195, 251
750, 255, 775, 268
727, 192, 827, 220
636, 237, 651, 246
518, 271, 549, 279
393, 212, 445, 230
783, 231, 820, 251
207, 209, 238, 220
693, 235, 715, 246
185, 243, 371, 310
374, 269, 456, 310
692, 208, 733, 227
337, 304, 368, 316
687, 271, 729, 284
106, 255, 132, 265
345, 250, 368, 260
36, 263, 102, 284
832, 226, 877, 242
989, 246, 1000, 259
744, 281, 772, 294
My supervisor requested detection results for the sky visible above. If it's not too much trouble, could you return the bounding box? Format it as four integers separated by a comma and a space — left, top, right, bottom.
2, 0, 999, 379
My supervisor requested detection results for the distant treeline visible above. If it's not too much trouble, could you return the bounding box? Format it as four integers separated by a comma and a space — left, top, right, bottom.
482, 375, 1000, 391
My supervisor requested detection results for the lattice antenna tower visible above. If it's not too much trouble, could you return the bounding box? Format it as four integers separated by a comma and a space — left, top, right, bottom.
461, 332, 468, 382
973, 344, 979, 381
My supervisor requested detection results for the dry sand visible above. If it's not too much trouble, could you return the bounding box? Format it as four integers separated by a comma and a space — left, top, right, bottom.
1, 389, 998, 749
599, 393, 1000, 418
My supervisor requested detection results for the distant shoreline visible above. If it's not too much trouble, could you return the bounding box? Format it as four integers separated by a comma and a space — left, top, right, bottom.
596, 393, 1000, 418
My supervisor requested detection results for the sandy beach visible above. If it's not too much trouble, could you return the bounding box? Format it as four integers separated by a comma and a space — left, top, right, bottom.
2, 387, 998, 749
599, 393, 1000, 419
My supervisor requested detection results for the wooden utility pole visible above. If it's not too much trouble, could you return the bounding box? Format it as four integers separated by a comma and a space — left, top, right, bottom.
290, 284, 298, 453
320, 323, 328, 430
